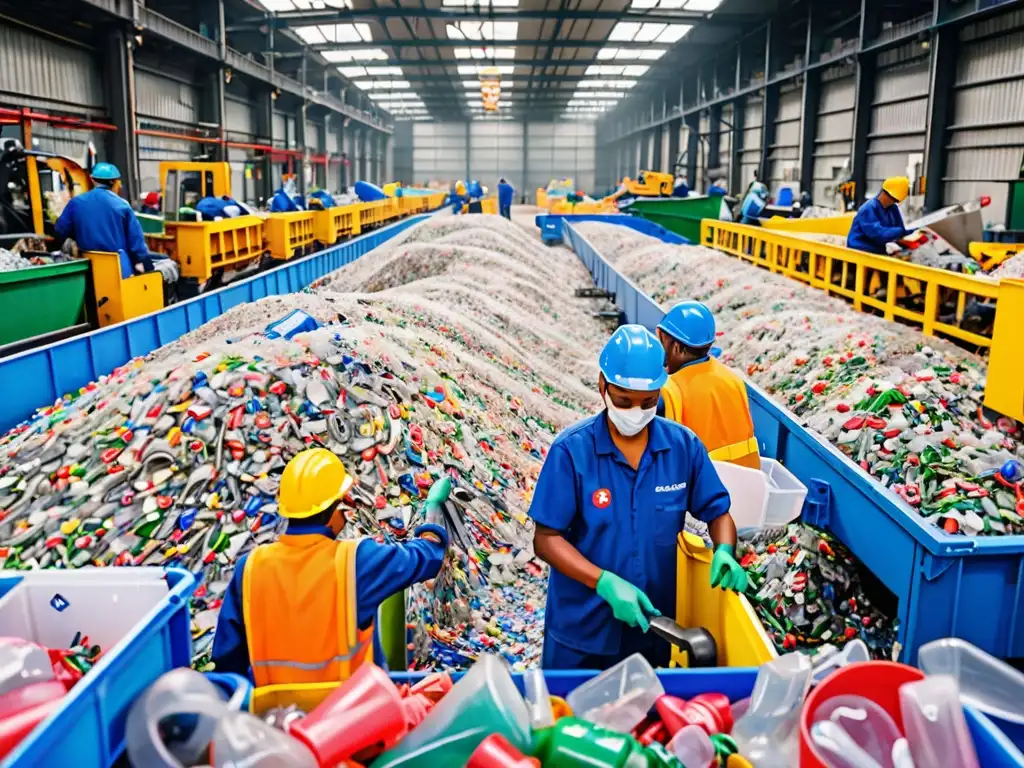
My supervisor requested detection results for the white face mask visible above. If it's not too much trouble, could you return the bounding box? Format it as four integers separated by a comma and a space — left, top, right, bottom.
604, 391, 656, 437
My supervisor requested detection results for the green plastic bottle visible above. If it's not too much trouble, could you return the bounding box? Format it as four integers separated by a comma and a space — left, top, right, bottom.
531, 718, 650, 768
371, 655, 531, 768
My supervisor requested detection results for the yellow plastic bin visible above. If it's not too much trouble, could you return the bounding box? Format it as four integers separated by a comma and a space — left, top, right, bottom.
250, 682, 341, 717
166, 216, 266, 282
760, 213, 855, 236
313, 208, 342, 246
85, 251, 163, 328
674, 531, 776, 668
267, 211, 316, 261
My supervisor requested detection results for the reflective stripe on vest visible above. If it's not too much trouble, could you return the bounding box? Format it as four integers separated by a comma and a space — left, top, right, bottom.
708, 436, 759, 463
242, 535, 373, 687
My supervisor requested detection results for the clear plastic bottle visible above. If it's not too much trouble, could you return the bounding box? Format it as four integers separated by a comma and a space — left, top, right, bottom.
731, 653, 813, 767
566, 653, 665, 734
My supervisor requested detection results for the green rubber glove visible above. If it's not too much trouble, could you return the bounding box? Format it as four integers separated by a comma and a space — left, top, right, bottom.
710, 544, 748, 592
423, 476, 451, 527
596, 571, 660, 632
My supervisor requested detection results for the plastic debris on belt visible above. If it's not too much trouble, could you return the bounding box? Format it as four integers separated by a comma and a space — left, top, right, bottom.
991, 252, 1024, 279
576, 223, 1024, 538
0, 215, 618, 672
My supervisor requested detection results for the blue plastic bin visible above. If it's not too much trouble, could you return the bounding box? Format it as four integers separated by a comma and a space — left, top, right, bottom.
562, 218, 1024, 666
0, 212, 437, 435
390, 668, 1022, 765
535, 214, 690, 246
0, 567, 195, 768
205, 672, 253, 711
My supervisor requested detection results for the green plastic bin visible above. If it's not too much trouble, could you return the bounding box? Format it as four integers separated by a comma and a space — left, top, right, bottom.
624, 195, 729, 243
0, 260, 89, 347
136, 213, 165, 235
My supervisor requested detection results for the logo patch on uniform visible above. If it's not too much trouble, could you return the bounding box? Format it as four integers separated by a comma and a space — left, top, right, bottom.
655, 483, 687, 492
592, 488, 612, 508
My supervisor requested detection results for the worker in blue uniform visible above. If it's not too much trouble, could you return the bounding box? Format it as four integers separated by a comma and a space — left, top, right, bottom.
54, 162, 154, 279
450, 180, 466, 215
195, 196, 244, 220
847, 176, 911, 255
530, 325, 746, 670
269, 186, 300, 213
212, 449, 448, 684
739, 182, 768, 225
467, 180, 484, 214
497, 178, 514, 219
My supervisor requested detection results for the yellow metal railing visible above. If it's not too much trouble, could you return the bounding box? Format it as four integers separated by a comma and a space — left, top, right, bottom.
700, 219, 1000, 350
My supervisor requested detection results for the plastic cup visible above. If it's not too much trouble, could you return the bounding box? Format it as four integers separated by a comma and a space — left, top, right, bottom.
565, 653, 665, 733
918, 637, 1024, 726
899, 675, 980, 768
811, 695, 902, 767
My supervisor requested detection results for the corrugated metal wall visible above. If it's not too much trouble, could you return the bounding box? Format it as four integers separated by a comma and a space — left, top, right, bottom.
468, 121, 523, 185
813, 63, 856, 205
661, 129, 671, 174
413, 122, 467, 183
719, 104, 733, 186
741, 97, 763, 188
135, 69, 200, 193
867, 43, 929, 195
769, 85, 803, 186
527, 122, 597, 198
273, 112, 287, 143
0, 23, 103, 111
226, 98, 254, 135
946, 8, 1024, 224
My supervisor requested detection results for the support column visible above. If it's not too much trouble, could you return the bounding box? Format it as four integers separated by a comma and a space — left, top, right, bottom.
295, 106, 307, 196
851, 0, 879, 205
667, 118, 681, 177
759, 85, 779, 186
923, 27, 958, 212
465, 122, 471, 181
707, 105, 722, 173
652, 124, 664, 172
255, 89, 274, 205
685, 114, 699, 186
798, 70, 821, 197
339, 120, 348, 191
318, 118, 329, 190
521, 120, 528, 200
102, 26, 139, 202
385, 134, 394, 186
358, 127, 368, 183
729, 96, 746, 194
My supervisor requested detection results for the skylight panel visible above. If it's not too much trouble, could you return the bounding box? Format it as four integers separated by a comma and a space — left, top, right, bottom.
635, 23, 666, 42
295, 23, 372, 45
622, 65, 650, 76
320, 49, 388, 62
657, 24, 692, 43
453, 46, 516, 60
457, 64, 515, 75
444, 0, 518, 5
354, 80, 411, 89
339, 66, 367, 78
685, 0, 723, 9
363, 66, 404, 76
608, 22, 640, 41
257, 0, 352, 10
446, 22, 518, 40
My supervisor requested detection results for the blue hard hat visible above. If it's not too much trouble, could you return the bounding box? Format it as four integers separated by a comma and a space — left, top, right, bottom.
90, 162, 121, 181
599, 325, 668, 392
657, 301, 717, 348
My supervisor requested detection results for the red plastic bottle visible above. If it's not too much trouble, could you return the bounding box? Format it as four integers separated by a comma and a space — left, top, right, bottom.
288, 664, 427, 766
655, 693, 733, 737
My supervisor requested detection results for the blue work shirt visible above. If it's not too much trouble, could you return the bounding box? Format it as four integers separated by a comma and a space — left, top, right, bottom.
54, 187, 152, 279
529, 413, 730, 657
847, 196, 908, 255
740, 191, 766, 225
269, 188, 299, 213
195, 197, 243, 220
309, 190, 337, 209
211, 522, 447, 679
450, 193, 463, 214
497, 182, 514, 207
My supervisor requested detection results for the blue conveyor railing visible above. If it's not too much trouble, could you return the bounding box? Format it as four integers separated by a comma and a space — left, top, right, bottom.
562, 219, 1024, 667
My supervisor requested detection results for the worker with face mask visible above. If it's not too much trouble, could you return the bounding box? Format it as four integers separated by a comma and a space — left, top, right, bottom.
847, 176, 911, 255
212, 449, 448, 684
657, 301, 760, 470
530, 325, 746, 670
739, 182, 769, 225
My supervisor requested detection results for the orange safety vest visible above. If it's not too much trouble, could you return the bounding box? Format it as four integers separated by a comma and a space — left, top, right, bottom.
242, 535, 373, 687
661, 357, 761, 470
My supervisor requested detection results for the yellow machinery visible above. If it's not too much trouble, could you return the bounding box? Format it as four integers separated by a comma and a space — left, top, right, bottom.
674, 532, 775, 667
84, 251, 163, 328
700, 219, 1024, 423
313, 205, 361, 247
265, 210, 315, 261
625, 170, 674, 197
461, 198, 499, 215
760, 213, 855, 236
969, 241, 1024, 272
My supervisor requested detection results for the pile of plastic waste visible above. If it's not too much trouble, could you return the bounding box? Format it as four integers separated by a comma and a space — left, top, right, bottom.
577, 223, 1024, 537
122, 637, 1020, 767
991, 252, 1024, 279
0, 216, 618, 672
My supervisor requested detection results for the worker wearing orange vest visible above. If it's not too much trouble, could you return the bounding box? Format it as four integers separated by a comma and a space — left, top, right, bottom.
211, 449, 448, 686
656, 301, 761, 470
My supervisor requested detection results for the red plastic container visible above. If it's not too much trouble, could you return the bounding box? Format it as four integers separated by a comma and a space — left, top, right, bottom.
799, 661, 924, 767
466, 733, 540, 768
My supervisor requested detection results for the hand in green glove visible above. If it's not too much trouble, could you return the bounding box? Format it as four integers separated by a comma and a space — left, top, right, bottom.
596, 571, 660, 632
423, 476, 452, 528
710, 544, 748, 592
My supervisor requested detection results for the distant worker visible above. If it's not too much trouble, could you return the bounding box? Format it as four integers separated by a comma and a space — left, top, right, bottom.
656, 301, 760, 470
140, 192, 161, 215
195, 195, 243, 220
467, 180, 484, 214
55, 163, 156, 280
308, 189, 337, 209
269, 185, 300, 213
212, 449, 448, 684
847, 176, 911, 256
530, 326, 744, 670
451, 180, 466, 215
739, 182, 768, 225
497, 177, 514, 219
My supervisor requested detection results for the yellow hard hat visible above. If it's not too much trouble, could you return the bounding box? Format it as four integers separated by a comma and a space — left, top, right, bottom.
882, 176, 910, 202
278, 448, 353, 519
455, 180, 466, 195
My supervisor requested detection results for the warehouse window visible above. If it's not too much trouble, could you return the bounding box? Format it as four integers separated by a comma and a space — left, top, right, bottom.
631, 0, 722, 8
608, 22, 691, 44
596, 48, 666, 60
293, 23, 373, 45
453, 47, 517, 59
320, 49, 388, 62
446, 22, 519, 40
256, 0, 352, 9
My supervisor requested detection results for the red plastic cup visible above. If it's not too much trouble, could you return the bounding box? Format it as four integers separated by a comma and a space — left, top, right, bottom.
799, 661, 924, 768
466, 734, 540, 768
288, 664, 411, 766
655, 694, 730, 737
